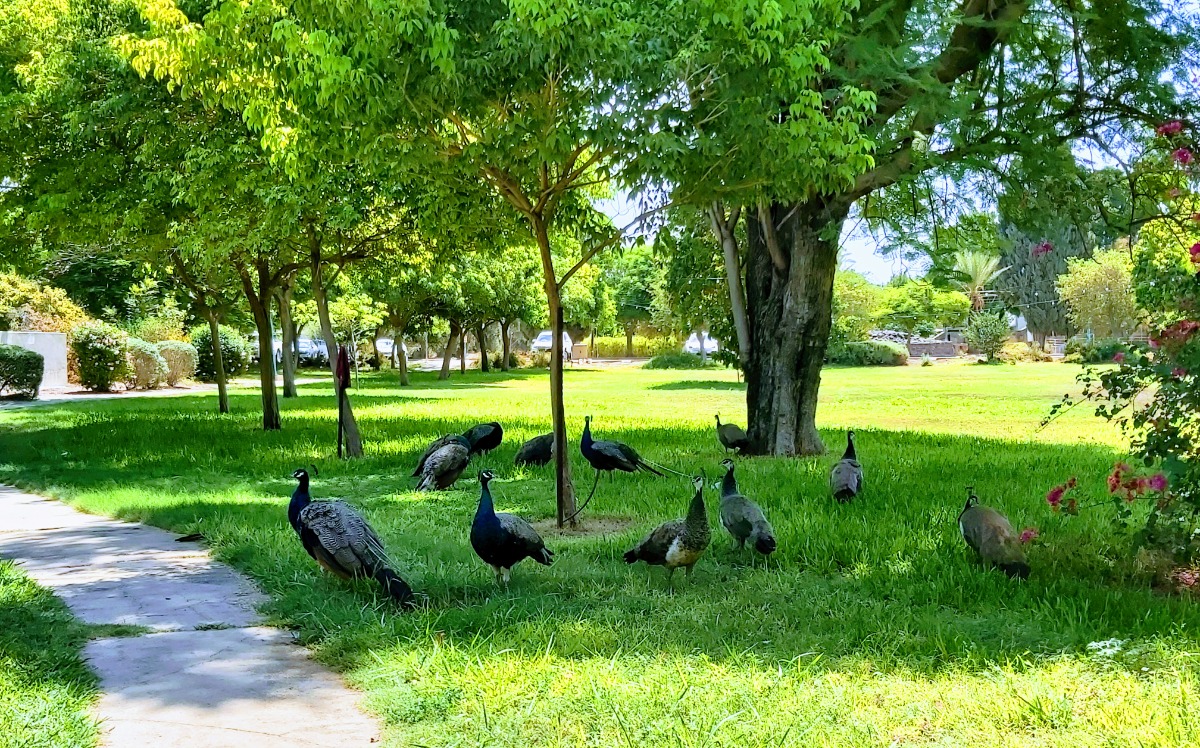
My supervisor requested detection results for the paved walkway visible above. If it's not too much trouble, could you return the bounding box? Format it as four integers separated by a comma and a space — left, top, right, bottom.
0, 485, 380, 747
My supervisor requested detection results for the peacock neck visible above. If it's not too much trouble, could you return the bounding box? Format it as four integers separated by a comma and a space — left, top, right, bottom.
721, 469, 738, 498
686, 485, 707, 530
475, 482, 496, 522
288, 480, 310, 534
581, 421, 593, 449
844, 437, 856, 461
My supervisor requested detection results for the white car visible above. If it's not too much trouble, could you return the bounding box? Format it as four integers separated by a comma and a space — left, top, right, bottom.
683, 332, 719, 355
374, 338, 408, 358
530, 330, 572, 356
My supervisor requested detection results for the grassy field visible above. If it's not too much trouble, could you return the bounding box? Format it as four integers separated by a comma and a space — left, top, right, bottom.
3, 362, 1200, 746
0, 562, 99, 748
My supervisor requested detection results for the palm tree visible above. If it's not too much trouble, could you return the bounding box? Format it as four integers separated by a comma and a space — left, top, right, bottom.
952, 251, 1009, 311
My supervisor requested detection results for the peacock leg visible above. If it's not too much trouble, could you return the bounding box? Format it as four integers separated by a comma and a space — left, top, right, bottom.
501, 567, 511, 586
492, 565, 503, 586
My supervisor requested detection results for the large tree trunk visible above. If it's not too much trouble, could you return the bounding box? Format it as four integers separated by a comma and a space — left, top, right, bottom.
275, 280, 298, 398
742, 199, 848, 456
500, 320, 512, 371
530, 218, 577, 527
371, 324, 384, 371
397, 336, 410, 385
206, 311, 229, 414
478, 323, 490, 372
439, 322, 460, 380
308, 236, 364, 457
459, 332, 467, 374
238, 262, 281, 431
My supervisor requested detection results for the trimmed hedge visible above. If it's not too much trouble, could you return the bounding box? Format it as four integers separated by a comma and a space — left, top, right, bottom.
157, 340, 198, 385
1063, 337, 1144, 364
828, 340, 908, 367
0, 344, 44, 398
191, 325, 251, 381
126, 338, 168, 389
590, 335, 680, 358
71, 321, 130, 392
643, 352, 712, 370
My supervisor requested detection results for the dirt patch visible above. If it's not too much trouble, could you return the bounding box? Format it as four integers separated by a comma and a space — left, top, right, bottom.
532, 515, 636, 538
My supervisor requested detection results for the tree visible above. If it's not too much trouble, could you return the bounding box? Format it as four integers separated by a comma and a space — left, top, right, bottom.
654, 209, 733, 362
995, 220, 1092, 346
952, 250, 1008, 311
650, 0, 1197, 455
607, 244, 659, 357
489, 246, 544, 370
1057, 244, 1143, 339
830, 271, 882, 353
966, 311, 1011, 362
878, 281, 970, 341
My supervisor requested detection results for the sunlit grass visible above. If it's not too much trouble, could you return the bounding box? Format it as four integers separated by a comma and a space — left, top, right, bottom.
3, 362, 1199, 746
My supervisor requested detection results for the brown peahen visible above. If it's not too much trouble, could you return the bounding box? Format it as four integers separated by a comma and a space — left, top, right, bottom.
718, 459, 776, 555
957, 488, 1030, 579
715, 414, 750, 454
829, 430, 863, 502
624, 475, 711, 586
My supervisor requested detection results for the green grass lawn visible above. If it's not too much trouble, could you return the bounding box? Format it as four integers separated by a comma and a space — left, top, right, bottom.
3, 362, 1199, 747
0, 562, 99, 748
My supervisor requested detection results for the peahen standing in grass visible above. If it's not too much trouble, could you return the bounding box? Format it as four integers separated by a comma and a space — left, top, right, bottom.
958, 487, 1030, 579
463, 422, 504, 456
514, 433, 554, 467
469, 470, 554, 585
288, 468, 414, 606
624, 475, 711, 586
829, 430, 863, 502
718, 459, 776, 555
715, 414, 750, 454
415, 435, 471, 491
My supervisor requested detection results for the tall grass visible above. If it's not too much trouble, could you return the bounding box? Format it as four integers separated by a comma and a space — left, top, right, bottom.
2, 363, 1198, 746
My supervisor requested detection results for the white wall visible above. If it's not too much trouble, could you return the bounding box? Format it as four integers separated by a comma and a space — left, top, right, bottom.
0, 331, 68, 388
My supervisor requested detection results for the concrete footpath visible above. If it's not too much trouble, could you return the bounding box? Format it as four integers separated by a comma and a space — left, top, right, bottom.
0, 485, 380, 747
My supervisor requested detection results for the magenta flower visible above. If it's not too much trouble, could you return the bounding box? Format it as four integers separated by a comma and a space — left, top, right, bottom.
1113, 352, 1126, 363
1047, 485, 1065, 506
1174, 147, 1194, 165
1149, 474, 1168, 492
1157, 120, 1184, 136
1177, 570, 1199, 588
1032, 241, 1054, 258
1019, 528, 1040, 544
1173, 367, 1188, 378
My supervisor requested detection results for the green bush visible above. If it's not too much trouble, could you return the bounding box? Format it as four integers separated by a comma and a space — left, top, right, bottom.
125, 338, 168, 389
0, 344, 44, 398
1063, 337, 1143, 364
827, 340, 908, 366
127, 304, 188, 343
71, 321, 129, 392
157, 340, 198, 385
965, 312, 1011, 362
190, 325, 250, 381
491, 352, 520, 369
589, 335, 680, 358
998, 341, 1052, 363
643, 352, 711, 369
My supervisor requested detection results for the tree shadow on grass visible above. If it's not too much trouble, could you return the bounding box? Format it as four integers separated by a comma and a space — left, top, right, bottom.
649, 380, 745, 391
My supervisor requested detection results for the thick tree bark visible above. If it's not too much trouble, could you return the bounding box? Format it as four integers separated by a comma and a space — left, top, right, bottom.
206, 312, 229, 414
500, 320, 512, 371
440, 322, 460, 380
308, 234, 364, 457
275, 280, 298, 398
742, 198, 848, 456
238, 262, 281, 431
397, 337, 410, 385
478, 323, 490, 372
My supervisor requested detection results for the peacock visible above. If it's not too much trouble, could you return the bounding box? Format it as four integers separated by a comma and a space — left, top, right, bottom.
577, 415, 666, 519
288, 469, 414, 606
415, 435, 471, 491
514, 433, 554, 467
469, 470, 554, 585
829, 430, 863, 502
463, 422, 504, 456
718, 459, 776, 555
958, 488, 1030, 579
412, 434, 461, 477
715, 414, 751, 454
624, 474, 711, 586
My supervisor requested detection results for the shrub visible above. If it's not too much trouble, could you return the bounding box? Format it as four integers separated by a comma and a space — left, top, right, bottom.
644, 352, 711, 369
920, 354, 933, 367
191, 325, 250, 381
491, 352, 520, 369
0, 273, 89, 334
125, 338, 168, 389
966, 312, 1011, 362
71, 321, 129, 392
0, 344, 44, 398
589, 335, 680, 358
128, 303, 188, 343
531, 350, 552, 368
1063, 337, 1142, 364
998, 341, 1053, 363
157, 340, 198, 385
827, 340, 908, 366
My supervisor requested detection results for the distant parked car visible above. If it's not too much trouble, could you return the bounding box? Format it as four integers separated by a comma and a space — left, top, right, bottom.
683, 332, 719, 355
530, 330, 572, 359
374, 338, 408, 359
297, 338, 328, 365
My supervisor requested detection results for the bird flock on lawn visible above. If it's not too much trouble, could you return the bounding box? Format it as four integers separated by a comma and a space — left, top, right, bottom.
286, 413, 1033, 605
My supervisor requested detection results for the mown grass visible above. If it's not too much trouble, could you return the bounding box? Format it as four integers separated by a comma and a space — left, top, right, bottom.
3, 362, 1200, 746
0, 562, 99, 748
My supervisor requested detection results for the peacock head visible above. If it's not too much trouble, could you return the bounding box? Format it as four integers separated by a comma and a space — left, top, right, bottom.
964, 486, 978, 507
692, 474, 705, 492
479, 469, 495, 485
847, 430, 856, 441
720, 458, 735, 472
292, 468, 308, 481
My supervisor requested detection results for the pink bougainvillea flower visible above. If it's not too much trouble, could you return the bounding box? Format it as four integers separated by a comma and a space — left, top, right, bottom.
1113, 352, 1126, 363
1149, 473, 1168, 492
1019, 528, 1040, 544
1168, 187, 1183, 199
1047, 485, 1065, 507
1173, 367, 1188, 378
1191, 243, 1200, 266
1174, 147, 1195, 165
1107, 473, 1122, 493
1032, 241, 1054, 258
1156, 120, 1184, 136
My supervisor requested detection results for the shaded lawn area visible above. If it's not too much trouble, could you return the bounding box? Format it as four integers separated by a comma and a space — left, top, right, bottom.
2, 363, 1199, 746
0, 562, 98, 748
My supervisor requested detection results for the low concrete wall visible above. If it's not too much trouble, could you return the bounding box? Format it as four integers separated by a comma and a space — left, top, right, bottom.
0, 331, 68, 388
907, 341, 960, 358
